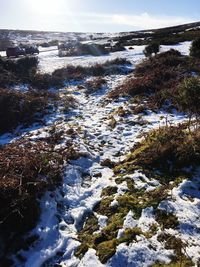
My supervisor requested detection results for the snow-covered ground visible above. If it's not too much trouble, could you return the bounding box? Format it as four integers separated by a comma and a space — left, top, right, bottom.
38, 46, 146, 73
12, 76, 189, 267
160, 41, 192, 56
1, 40, 199, 266
37, 42, 192, 73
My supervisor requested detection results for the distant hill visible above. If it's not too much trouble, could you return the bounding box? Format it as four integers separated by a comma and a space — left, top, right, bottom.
1, 21, 200, 50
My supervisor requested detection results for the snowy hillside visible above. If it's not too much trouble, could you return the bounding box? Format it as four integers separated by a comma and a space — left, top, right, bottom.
0, 29, 200, 267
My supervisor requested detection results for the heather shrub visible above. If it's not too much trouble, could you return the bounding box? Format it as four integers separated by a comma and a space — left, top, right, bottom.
0, 57, 39, 87
176, 77, 200, 117
48, 59, 132, 87
0, 88, 57, 134
108, 49, 194, 114
0, 139, 71, 261
135, 49, 184, 77
1, 57, 38, 77
109, 66, 180, 98
190, 37, 200, 58
85, 77, 107, 94
143, 42, 160, 57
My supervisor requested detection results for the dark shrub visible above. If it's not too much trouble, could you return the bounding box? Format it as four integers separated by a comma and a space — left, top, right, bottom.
60, 43, 109, 57
144, 42, 160, 57
0, 88, 57, 134
110, 42, 126, 52
2, 57, 38, 77
0, 57, 39, 87
85, 77, 107, 94
0, 38, 14, 51
108, 49, 194, 114
80, 43, 109, 56
0, 139, 66, 258
176, 77, 200, 117
190, 37, 200, 58
109, 66, 180, 98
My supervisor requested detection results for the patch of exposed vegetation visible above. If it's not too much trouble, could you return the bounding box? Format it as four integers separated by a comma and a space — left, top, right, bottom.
75, 203, 149, 264
114, 125, 200, 176
0, 138, 75, 263
85, 77, 107, 94
155, 233, 194, 267
0, 88, 59, 134
77, 125, 198, 264
108, 49, 200, 116
101, 186, 118, 197
144, 42, 160, 57
0, 57, 39, 87
155, 210, 179, 230
75, 177, 180, 263
0, 56, 132, 90
190, 37, 200, 58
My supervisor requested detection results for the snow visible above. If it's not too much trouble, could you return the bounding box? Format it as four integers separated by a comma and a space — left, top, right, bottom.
138, 207, 157, 232
37, 41, 192, 74
123, 211, 137, 229
78, 249, 104, 267
38, 45, 145, 73
96, 214, 108, 229
160, 41, 192, 56
107, 240, 172, 267
3, 40, 197, 266
158, 169, 200, 264
126, 171, 161, 192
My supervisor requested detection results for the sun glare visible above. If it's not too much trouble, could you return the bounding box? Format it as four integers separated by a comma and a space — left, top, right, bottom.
29, 0, 66, 16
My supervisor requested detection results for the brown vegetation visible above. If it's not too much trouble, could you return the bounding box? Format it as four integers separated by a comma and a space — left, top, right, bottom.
115, 125, 200, 175
108, 49, 200, 115
0, 139, 70, 262
85, 77, 107, 94
0, 88, 58, 134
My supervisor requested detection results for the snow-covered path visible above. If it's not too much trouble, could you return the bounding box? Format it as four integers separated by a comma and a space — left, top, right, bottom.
5, 40, 199, 267
11, 71, 187, 267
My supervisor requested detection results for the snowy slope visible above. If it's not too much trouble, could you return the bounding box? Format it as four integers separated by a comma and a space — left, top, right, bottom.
1, 40, 199, 267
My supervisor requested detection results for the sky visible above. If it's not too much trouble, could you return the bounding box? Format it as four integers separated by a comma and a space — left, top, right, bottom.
1, 0, 200, 32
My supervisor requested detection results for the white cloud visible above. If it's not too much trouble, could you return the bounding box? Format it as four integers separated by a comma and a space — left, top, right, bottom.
66, 12, 193, 30
111, 13, 192, 29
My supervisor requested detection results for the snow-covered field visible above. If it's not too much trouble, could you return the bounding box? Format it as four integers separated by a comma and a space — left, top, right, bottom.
37, 45, 146, 73
37, 42, 192, 73
1, 40, 199, 267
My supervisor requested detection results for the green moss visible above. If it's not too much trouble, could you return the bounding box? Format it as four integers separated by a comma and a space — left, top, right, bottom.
156, 233, 194, 267
101, 186, 118, 197
96, 239, 117, 264
94, 196, 115, 216
155, 210, 179, 230
102, 212, 126, 239
115, 176, 136, 191
114, 126, 200, 181
118, 227, 144, 244
116, 184, 169, 219
78, 213, 99, 245
75, 243, 89, 259
152, 260, 194, 267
